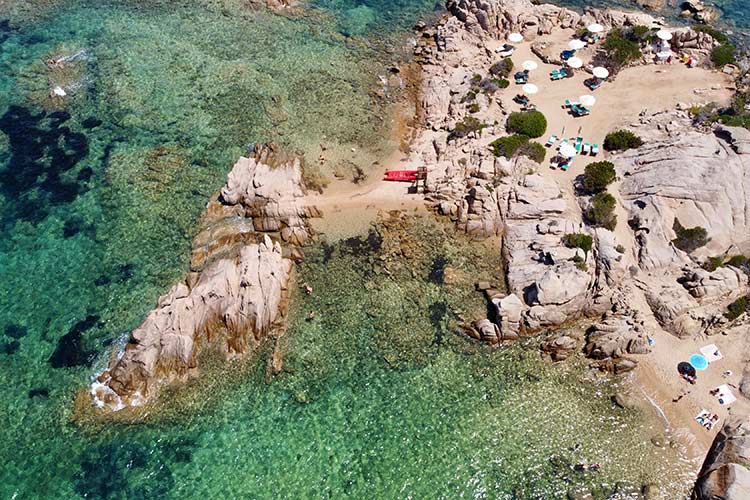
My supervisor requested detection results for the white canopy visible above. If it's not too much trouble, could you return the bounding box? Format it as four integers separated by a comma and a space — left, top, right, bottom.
657, 29, 673, 41
522, 83, 539, 95
508, 32, 524, 43
568, 39, 586, 50
592, 66, 609, 79
566, 56, 583, 68
579, 95, 596, 106
657, 50, 672, 59
522, 60, 538, 71
588, 23, 604, 33
559, 144, 577, 157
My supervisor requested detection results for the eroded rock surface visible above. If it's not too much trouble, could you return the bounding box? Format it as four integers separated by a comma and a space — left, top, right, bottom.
693, 416, 750, 500
92, 144, 318, 410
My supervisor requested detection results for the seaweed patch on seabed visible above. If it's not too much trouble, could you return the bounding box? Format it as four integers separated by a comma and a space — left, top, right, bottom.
0, 105, 90, 227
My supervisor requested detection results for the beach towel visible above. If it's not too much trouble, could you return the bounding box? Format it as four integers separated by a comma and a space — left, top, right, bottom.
700, 344, 723, 363
715, 384, 737, 406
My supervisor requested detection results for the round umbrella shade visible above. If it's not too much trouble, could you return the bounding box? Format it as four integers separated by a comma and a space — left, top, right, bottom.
677, 362, 696, 377
588, 23, 604, 33
559, 144, 577, 157
567, 56, 583, 68
657, 50, 672, 59
508, 32, 524, 43
522, 60, 538, 71
657, 29, 673, 41
579, 94, 596, 106
592, 66, 610, 79
690, 354, 709, 371
522, 83, 538, 94
569, 39, 586, 50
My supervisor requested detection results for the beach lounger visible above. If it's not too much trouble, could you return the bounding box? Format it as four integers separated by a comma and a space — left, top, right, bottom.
561, 160, 571, 171
545, 135, 558, 147
558, 139, 569, 150
583, 143, 590, 154
591, 144, 599, 155
561, 49, 575, 60
574, 137, 583, 153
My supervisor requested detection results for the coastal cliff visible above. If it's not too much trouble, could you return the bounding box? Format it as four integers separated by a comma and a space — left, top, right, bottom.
92, 144, 319, 410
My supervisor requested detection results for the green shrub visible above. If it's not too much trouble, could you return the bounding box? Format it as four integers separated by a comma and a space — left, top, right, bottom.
725, 294, 750, 321
582, 161, 616, 193
563, 233, 594, 257
603, 130, 644, 151
489, 134, 546, 163
615, 244, 625, 254
470, 73, 482, 85
629, 25, 651, 41
726, 255, 750, 268
603, 29, 642, 68
586, 192, 617, 230
450, 116, 487, 140
711, 44, 736, 67
489, 58, 514, 78
521, 141, 546, 163
468, 103, 480, 113
506, 110, 547, 138
703, 256, 724, 271
672, 219, 709, 253
571, 254, 588, 272
461, 89, 477, 103
692, 24, 730, 45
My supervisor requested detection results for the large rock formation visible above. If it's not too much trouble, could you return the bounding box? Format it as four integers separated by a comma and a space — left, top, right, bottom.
618, 129, 750, 269
92, 144, 318, 410
693, 416, 750, 500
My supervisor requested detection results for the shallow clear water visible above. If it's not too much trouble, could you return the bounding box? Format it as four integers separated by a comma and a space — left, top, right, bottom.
0, 0, 737, 497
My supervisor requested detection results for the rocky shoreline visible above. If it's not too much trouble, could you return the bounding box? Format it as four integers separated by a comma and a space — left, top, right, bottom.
91, 143, 320, 411
85, 0, 750, 495
405, 0, 750, 495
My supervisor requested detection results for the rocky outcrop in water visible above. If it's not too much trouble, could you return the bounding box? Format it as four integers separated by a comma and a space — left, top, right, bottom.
92, 144, 319, 411
693, 416, 750, 500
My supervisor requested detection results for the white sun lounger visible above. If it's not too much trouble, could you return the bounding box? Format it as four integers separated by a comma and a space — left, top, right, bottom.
700, 344, 723, 363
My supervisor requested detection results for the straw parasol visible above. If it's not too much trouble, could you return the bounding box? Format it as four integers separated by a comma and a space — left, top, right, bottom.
522, 60, 538, 71
587, 23, 604, 33
508, 32, 524, 43
592, 66, 609, 79
656, 29, 673, 41
566, 57, 583, 68
559, 144, 577, 157
579, 95, 596, 107
568, 39, 586, 50
522, 83, 538, 95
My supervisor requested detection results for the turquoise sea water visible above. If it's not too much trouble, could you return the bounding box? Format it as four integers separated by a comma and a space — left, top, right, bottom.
0, 0, 740, 498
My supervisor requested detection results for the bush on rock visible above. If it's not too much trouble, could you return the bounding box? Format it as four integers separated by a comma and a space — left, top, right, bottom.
604, 130, 643, 152
581, 161, 616, 193
506, 111, 547, 139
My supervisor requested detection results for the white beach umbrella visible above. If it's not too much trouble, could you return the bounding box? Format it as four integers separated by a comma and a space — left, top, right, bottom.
588, 23, 604, 34
579, 95, 596, 107
592, 66, 609, 79
522, 83, 539, 95
569, 39, 586, 50
559, 144, 577, 157
656, 29, 673, 41
522, 60, 538, 71
566, 56, 583, 68
508, 32, 524, 43
657, 50, 672, 59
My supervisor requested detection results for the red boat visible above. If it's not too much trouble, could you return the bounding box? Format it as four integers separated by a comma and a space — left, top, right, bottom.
383, 169, 419, 182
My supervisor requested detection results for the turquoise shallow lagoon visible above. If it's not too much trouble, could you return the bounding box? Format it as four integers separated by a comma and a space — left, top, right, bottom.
0, 0, 739, 498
